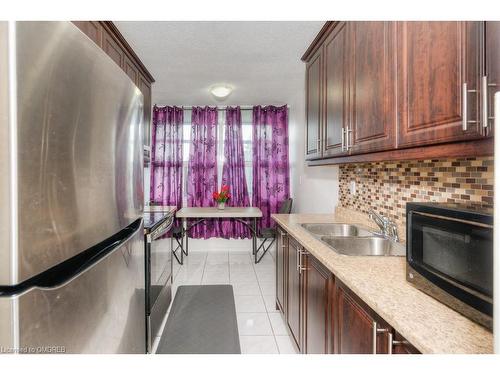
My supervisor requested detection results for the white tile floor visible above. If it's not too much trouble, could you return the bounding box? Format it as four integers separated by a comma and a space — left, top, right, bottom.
153, 246, 299, 354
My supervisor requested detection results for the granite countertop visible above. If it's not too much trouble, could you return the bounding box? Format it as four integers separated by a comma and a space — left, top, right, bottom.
143, 205, 177, 232
271, 207, 493, 354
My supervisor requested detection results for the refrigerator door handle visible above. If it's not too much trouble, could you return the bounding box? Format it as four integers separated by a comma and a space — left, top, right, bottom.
0, 219, 143, 297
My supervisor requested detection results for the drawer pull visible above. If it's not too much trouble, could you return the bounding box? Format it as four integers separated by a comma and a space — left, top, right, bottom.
372, 321, 389, 354
462, 82, 478, 131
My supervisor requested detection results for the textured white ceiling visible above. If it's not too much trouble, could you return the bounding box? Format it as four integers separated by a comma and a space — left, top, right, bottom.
114, 21, 324, 106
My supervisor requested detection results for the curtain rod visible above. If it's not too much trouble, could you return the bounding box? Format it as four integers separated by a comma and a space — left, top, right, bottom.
154, 105, 289, 110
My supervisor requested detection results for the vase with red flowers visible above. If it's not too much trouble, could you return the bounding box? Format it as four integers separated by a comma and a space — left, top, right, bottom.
213, 185, 231, 210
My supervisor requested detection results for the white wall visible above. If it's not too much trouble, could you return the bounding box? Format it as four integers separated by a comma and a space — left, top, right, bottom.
288, 84, 339, 214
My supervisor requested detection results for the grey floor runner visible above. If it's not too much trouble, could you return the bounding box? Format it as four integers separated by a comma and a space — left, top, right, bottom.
156, 285, 241, 354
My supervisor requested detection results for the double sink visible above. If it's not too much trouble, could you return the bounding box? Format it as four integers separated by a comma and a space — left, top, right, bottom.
301, 223, 405, 256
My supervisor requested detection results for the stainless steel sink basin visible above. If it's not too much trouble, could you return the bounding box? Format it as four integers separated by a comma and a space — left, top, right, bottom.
320, 236, 406, 257
301, 223, 376, 237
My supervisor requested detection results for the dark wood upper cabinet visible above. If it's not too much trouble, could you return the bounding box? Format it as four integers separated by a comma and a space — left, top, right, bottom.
335, 281, 390, 354
305, 49, 323, 160
303, 254, 333, 354
276, 227, 287, 314
138, 73, 152, 147
302, 21, 494, 165
73, 21, 102, 46
72, 22, 155, 148
124, 54, 139, 84
323, 22, 349, 157
286, 237, 302, 351
349, 22, 397, 154
485, 22, 500, 136
102, 29, 124, 68
397, 21, 483, 148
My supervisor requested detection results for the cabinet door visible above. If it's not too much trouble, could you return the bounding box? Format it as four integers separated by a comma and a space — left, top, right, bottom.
391, 332, 420, 354
286, 238, 302, 350
485, 22, 500, 136
323, 22, 349, 157
276, 227, 287, 314
124, 54, 139, 84
102, 29, 124, 68
138, 73, 152, 147
397, 22, 483, 148
336, 283, 390, 354
72, 21, 102, 46
303, 254, 332, 354
305, 49, 323, 160
350, 22, 397, 154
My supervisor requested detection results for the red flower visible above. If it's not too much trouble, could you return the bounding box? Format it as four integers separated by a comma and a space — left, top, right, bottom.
221, 185, 229, 192
212, 192, 219, 200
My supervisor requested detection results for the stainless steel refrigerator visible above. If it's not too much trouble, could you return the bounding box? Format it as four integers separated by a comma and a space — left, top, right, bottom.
0, 21, 145, 354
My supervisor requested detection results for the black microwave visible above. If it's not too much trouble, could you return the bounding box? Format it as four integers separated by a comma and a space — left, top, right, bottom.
406, 202, 493, 330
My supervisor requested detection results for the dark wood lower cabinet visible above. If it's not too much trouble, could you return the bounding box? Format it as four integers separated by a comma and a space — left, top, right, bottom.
276, 227, 287, 313
391, 332, 420, 354
335, 280, 391, 354
303, 254, 333, 354
276, 229, 420, 354
286, 238, 302, 350
336, 283, 374, 353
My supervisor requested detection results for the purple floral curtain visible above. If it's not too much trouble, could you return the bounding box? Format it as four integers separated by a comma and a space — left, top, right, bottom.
150, 105, 183, 212
187, 106, 221, 239
252, 105, 290, 231
220, 106, 251, 239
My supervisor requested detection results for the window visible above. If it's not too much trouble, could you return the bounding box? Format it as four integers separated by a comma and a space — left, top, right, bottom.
181, 108, 253, 206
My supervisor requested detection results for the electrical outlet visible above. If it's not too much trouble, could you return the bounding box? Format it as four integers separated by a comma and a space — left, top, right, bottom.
349, 180, 357, 195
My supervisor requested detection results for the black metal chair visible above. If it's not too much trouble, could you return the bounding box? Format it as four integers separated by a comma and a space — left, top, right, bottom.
255, 198, 293, 263
172, 225, 187, 265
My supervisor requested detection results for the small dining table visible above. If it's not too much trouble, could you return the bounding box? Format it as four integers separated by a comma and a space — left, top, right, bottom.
175, 207, 263, 263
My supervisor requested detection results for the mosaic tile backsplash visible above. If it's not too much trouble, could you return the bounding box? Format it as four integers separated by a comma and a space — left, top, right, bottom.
338, 157, 494, 242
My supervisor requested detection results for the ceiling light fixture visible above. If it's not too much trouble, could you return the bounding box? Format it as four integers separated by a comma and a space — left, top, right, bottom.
210, 85, 232, 100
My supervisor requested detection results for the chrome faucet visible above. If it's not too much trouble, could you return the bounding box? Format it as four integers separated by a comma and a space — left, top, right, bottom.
368, 209, 399, 242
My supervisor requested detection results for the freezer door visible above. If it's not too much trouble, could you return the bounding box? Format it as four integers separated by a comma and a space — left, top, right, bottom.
0, 221, 145, 354
0, 21, 144, 285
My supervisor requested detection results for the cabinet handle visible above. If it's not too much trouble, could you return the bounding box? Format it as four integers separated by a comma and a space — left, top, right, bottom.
462, 82, 478, 131
317, 138, 321, 152
482, 76, 489, 129
495, 91, 500, 134
296, 248, 307, 274
484, 76, 499, 131
345, 127, 352, 150
279, 231, 286, 249
462, 83, 467, 131
297, 247, 302, 273
341, 127, 345, 151
372, 321, 389, 354
298, 249, 308, 273
390, 337, 410, 355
